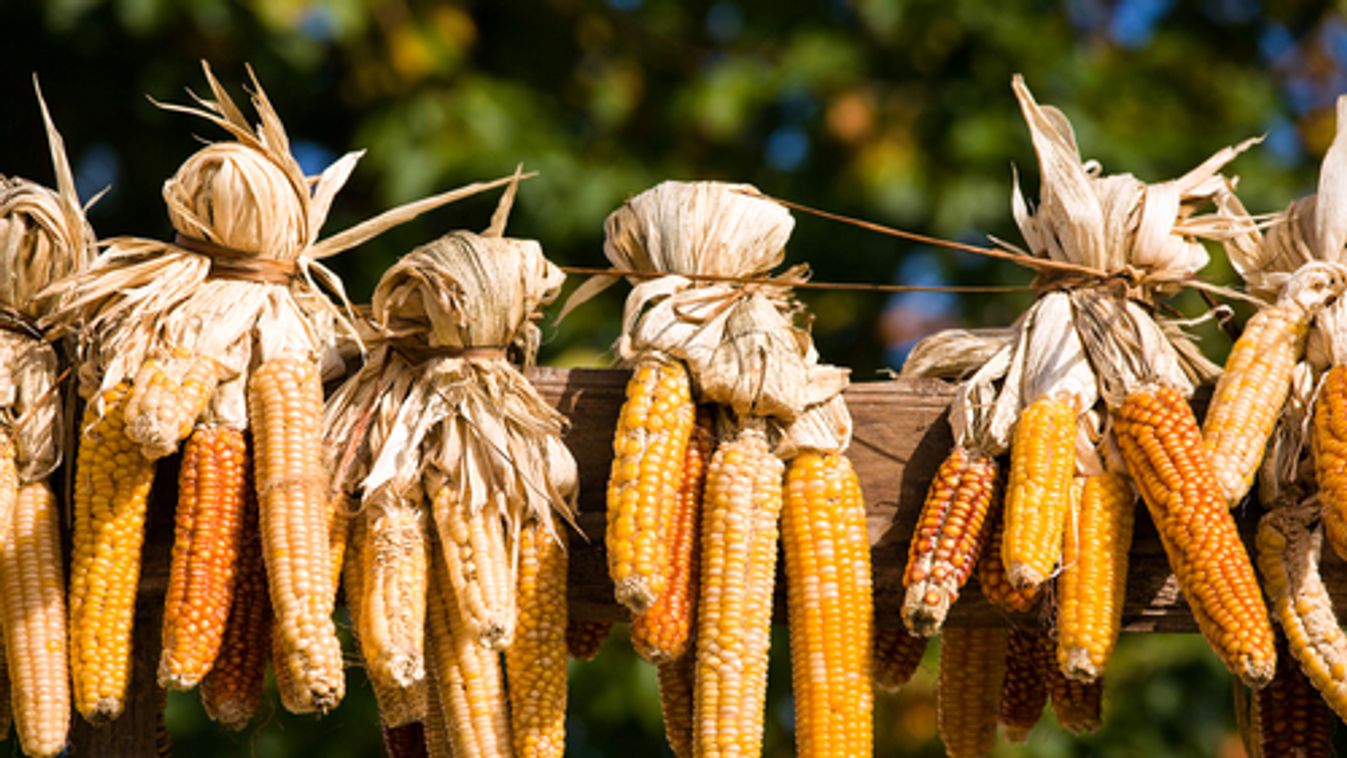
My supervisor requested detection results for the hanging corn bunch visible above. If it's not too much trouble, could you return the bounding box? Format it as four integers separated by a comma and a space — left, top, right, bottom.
569, 180, 862, 756
42, 62, 520, 721
904, 75, 1275, 687
0, 83, 94, 757
323, 182, 577, 751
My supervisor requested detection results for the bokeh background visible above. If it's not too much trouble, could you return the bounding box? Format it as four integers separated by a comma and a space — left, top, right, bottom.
3, 0, 1346, 755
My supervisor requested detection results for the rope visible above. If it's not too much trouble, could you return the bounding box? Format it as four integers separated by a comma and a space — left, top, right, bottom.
173, 233, 297, 284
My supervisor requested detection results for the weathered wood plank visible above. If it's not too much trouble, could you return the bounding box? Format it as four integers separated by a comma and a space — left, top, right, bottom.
530, 366, 1287, 633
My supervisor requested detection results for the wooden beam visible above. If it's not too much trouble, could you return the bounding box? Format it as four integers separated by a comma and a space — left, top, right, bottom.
531, 366, 1297, 633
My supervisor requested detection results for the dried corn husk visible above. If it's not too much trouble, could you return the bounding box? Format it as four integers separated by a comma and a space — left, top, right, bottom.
325, 187, 576, 651
0, 82, 94, 483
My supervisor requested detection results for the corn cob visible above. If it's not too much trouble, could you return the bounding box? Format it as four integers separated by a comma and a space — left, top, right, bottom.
247, 357, 344, 713
1203, 302, 1309, 506
422, 642, 453, 758
782, 451, 873, 757
1047, 666, 1103, 734
1256, 505, 1347, 722
565, 619, 612, 661
657, 652, 696, 758
0, 625, 10, 740
505, 522, 568, 758
199, 482, 270, 732
431, 484, 515, 650
694, 427, 783, 758
937, 626, 1009, 758
976, 509, 1041, 616
632, 409, 712, 664
1313, 364, 1347, 561
124, 352, 219, 460
999, 626, 1050, 743
0, 480, 68, 756
426, 544, 511, 758
344, 501, 428, 729
607, 356, 696, 612
357, 500, 429, 693
69, 381, 157, 722
159, 424, 250, 690
1002, 395, 1076, 589
902, 447, 998, 636
1113, 384, 1276, 687
1057, 472, 1134, 681
382, 721, 429, 758
873, 626, 927, 692
1245, 631, 1337, 758
0, 429, 16, 548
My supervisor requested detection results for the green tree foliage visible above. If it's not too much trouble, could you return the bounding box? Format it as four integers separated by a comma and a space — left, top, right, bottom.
4, 0, 1346, 754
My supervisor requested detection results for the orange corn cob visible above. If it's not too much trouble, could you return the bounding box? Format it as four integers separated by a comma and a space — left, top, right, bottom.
199, 481, 270, 732
1203, 302, 1308, 506
248, 357, 344, 713
937, 626, 1009, 758
431, 484, 514, 650
976, 508, 1041, 615
1047, 666, 1103, 735
873, 626, 927, 693
1256, 505, 1347, 722
0, 481, 69, 756
159, 425, 250, 690
902, 447, 998, 636
124, 352, 219, 460
1313, 364, 1347, 560
999, 627, 1050, 743
783, 451, 873, 757
1248, 632, 1336, 758
505, 522, 569, 758
426, 548, 511, 758
565, 619, 612, 661
1002, 395, 1076, 589
607, 357, 696, 612
1113, 384, 1276, 687
344, 502, 428, 729
632, 409, 712, 664
1058, 471, 1134, 681
694, 427, 784, 758
69, 381, 157, 722
657, 652, 696, 758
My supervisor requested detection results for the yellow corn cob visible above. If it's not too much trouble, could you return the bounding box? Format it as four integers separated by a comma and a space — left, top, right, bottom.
1002, 395, 1076, 590
0, 481, 68, 757
0, 428, 16, 548
343, 505, 427, 729
937, 626, 1009, 758
505, 522, 568, 758
1058, 471, 1134, 681
999, 626, 1050, 743
356, 500, 429, 692
1203, 303, 1308, 506
422, 641, 454, 758
694, 427, 784, 758
565, 619, 612, 661
426, 548, 511, 758
69, 381, 157, 722
199, 482, 270, 732
976, 509, 1041, 615
247, 357, 344, 713
1313, 364, 1347, 561
657, 651, 696, 758
159, 424, 250, 690
382, 721, 428, 758
1113, 384, 1276, 687
606, 356, 696, 612
873, 626, 927, 693
431, 484, 515, 650
902, 447, 998, 636
632, 409, 712, 664
1256, 505, 1347, 722
1046, 665, 1102, 734
124, 352, 220, 460
1249, 632, 1335, 758
782, 451, 873, 757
